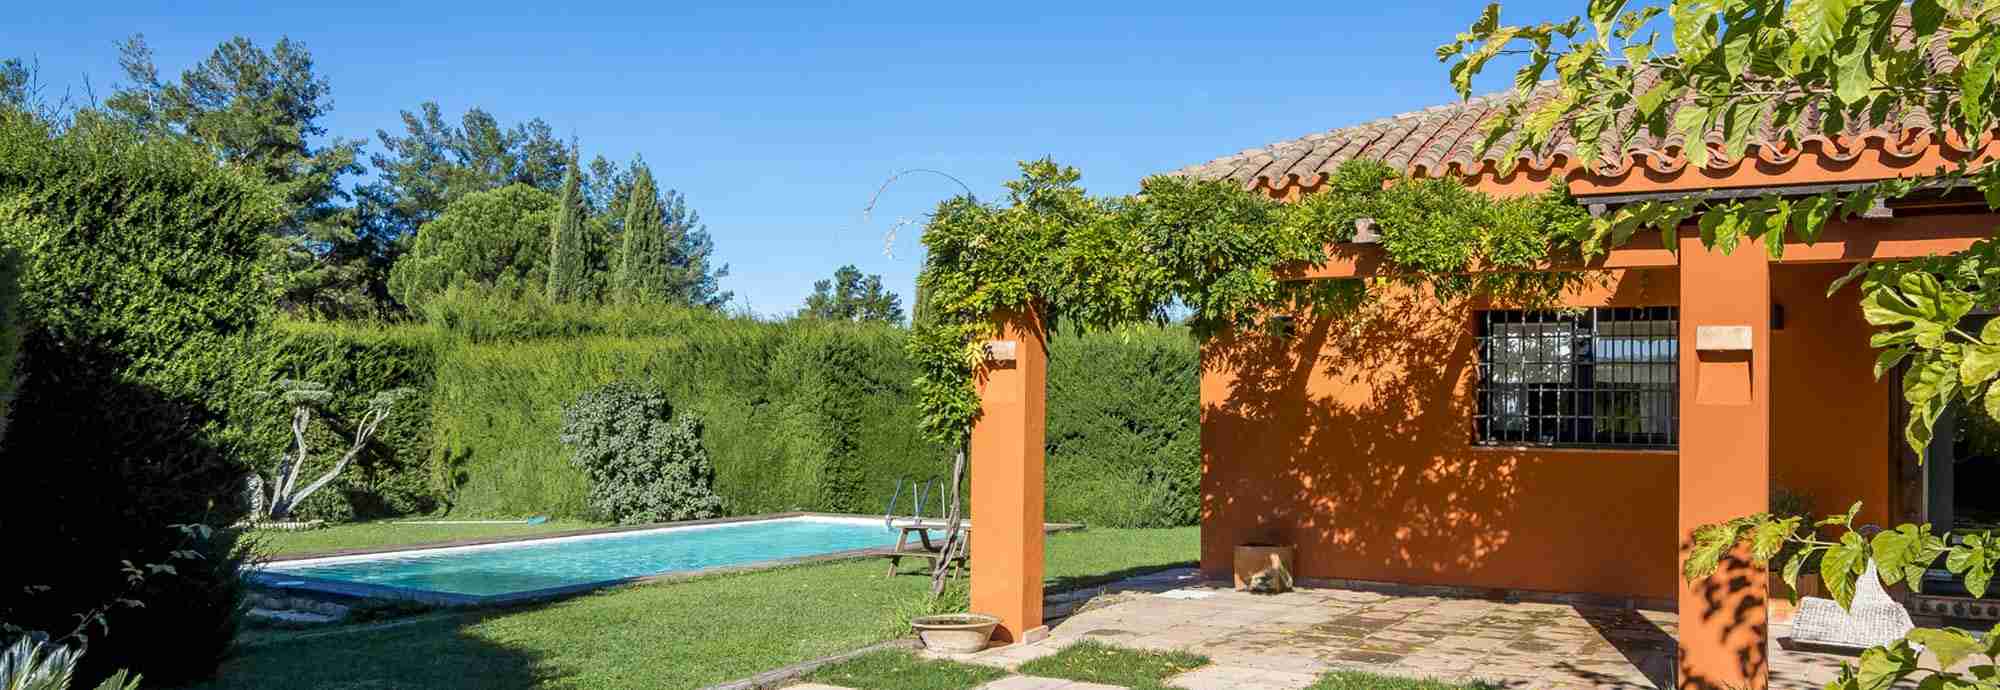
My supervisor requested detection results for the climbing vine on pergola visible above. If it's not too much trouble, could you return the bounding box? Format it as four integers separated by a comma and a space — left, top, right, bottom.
906, 158, 1599, 448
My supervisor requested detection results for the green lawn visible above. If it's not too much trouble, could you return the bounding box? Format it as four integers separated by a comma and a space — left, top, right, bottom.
1016, 640, 1207, 690
255, 519, 605, 557
191, 526, 1196, 690
805, 649, 1006, 690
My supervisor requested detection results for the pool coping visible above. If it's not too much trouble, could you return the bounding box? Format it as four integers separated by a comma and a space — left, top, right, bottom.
249, 512, 1083, 608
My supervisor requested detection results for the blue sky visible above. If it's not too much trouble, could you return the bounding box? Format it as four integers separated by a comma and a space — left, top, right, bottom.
8, 0, 1572, 317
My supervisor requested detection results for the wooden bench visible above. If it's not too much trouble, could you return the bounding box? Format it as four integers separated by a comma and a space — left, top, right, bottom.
881, 519, 968, 576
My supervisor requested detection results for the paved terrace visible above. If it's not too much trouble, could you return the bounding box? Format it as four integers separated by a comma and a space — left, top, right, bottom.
886, 568, 1904, 690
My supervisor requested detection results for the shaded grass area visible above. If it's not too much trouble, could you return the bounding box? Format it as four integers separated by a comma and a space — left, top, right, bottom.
192, 527, 1195, 690
1015, 641, 1208, 690
1305, 671, 1501, 690
256, 518, 604, 557
805, 649, 1006, 690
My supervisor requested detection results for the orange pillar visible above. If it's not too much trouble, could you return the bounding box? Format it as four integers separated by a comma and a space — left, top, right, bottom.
1676, 235, 1772, 690
970, 308, 1047, 645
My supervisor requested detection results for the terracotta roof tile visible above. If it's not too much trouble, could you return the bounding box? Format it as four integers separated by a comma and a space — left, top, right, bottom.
1171, 17, 1987, 192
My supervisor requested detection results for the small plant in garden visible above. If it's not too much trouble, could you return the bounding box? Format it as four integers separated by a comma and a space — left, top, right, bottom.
0, 636, 140, 690
250, 380, 411, 522
559, 381, 724, 524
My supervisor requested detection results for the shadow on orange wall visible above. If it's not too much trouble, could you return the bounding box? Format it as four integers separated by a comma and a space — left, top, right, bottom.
1199, 271, 1681, 600
1768, 262, 1890, 526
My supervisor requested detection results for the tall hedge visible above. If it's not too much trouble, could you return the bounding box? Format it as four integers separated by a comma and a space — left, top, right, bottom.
0, 111, 281, 684
432, 313, 947, 518
1046, 328, 1202, 528
416, 296, 1201, 527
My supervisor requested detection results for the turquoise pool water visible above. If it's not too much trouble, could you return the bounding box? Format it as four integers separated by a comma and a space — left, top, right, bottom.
262, 517, 904, 599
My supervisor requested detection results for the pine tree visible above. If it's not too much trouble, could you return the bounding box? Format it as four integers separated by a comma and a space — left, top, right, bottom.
800, 265, 904, 323
546, 149, 590, 303
617, 163, 666, 303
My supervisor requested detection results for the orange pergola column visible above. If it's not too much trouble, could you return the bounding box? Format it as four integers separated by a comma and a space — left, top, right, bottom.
1676, 235, 1772, 690
969, 308, 1048, 645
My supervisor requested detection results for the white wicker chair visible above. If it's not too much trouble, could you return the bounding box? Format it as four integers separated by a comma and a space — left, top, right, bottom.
1787, 559, 1918, 652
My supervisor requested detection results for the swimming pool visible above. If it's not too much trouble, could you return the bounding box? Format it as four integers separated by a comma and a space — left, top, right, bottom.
255, 515, 907, 605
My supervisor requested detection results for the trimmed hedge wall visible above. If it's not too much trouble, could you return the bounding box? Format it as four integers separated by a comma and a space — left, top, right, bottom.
431, 317, 1201, 527
432, 317, 945, 519
219, 298, 1204, 528
1047, 328, 1202, 528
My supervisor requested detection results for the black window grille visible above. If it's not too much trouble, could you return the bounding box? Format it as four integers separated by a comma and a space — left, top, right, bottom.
1474, 307, 1678, 449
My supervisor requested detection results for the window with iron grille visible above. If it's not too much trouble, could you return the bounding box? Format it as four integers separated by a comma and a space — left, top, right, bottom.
1474, 307, 1678, 449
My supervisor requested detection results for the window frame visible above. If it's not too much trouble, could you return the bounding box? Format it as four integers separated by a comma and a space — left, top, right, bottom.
1472, 306, 1680, 450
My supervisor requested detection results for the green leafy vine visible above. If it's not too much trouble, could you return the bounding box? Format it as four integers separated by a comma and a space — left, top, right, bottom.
907, 158, 1593, 446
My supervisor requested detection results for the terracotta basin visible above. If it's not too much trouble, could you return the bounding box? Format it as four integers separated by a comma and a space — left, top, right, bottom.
911, 613, 999, 653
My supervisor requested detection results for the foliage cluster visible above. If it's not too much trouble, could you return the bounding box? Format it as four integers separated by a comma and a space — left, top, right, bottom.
387, 183, 557, 309
801, 264, 906, 323
558, 381, 724, 524
0, 108, 274, 684
908, 158, 1591, 445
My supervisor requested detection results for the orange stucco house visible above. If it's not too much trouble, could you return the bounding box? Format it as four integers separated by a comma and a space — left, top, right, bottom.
964, 87, 2000, 689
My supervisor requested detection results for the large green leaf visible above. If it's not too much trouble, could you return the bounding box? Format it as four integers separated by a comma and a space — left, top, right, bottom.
1684, 521, 1738, 581
1822, 530, 1870, 610
1963, 38, 1999, 133
1673, 104, 1713, 169
1986, 380, 2000, 428
1947, 532, 1998, 599
1870, 523, 1945, 590
1909, 628, 1985, 670
1787, 0, 1856, 65
1854, 639, 1922, 690
1833, 33, 1873, 105
1864, 273, 1971, 350
1588, 0, 1628, 41
1875, 346, 1910, 380
1907, 357, 1959, 407
1781, 545, 1812, 603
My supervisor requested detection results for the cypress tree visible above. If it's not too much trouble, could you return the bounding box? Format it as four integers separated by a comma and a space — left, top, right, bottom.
618, 163, 665, 303
546, 150, 589, 302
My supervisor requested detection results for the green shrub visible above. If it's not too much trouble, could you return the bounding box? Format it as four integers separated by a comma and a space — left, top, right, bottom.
0, 110, 281, 684
559, 381, 724, 523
